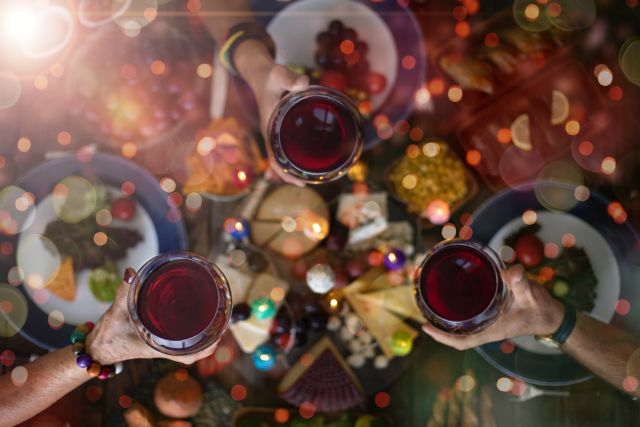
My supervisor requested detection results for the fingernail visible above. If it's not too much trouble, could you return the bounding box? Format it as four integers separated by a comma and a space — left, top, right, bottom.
124, 268, 136, 284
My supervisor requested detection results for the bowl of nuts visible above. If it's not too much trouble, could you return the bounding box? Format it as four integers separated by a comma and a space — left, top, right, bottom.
385, 141, 478, 227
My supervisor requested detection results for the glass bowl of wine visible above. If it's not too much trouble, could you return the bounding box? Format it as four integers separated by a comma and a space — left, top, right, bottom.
414, 239, 510, 335
268, 85, 364, 184
128, 252, 232, 355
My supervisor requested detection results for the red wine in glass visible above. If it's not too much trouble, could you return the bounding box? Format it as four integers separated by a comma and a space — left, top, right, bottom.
268, 86, 364, 184
414, 240, 509, 334
128, 252, 232, 354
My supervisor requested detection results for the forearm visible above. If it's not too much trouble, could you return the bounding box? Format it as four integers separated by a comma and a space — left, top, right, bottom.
198, 0, 255, 45
562, 312, 639, 394
198, 1, 275, 91
0, 346, 89, 427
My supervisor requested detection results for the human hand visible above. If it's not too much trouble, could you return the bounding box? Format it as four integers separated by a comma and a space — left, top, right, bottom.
85, 268, 218, 365
233, 39, 310, 187
421, 266, 565, 351
253, 64, 310, 187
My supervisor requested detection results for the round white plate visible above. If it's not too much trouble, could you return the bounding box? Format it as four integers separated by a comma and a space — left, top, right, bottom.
267, 0, 398, 111
488, 211, 620, 355
16, 186, 159, 325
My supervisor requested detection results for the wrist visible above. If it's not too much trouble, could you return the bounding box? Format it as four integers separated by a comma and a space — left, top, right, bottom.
85, 329, 124, 365
534, 298, 565, 336
234, 39, 274, 89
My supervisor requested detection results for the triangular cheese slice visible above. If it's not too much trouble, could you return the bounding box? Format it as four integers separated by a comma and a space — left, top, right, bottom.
358, 286, 425, 323
343, 267, 386, 295
229, 317, 271, 353
46, 256, 76, 301
346, 292, 418, 359
279, 336, 364, 412
229, 272, 290, 354
214, 255, 252, 302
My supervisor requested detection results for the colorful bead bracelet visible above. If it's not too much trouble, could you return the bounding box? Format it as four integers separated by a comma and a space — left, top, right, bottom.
70, 322, 123, 380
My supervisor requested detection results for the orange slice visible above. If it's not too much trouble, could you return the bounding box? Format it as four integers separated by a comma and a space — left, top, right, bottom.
551, 89, 570, 125
510, 113, 532, 152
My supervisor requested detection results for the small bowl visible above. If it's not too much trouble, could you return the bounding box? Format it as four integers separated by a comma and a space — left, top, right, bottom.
384, 142, 478, 228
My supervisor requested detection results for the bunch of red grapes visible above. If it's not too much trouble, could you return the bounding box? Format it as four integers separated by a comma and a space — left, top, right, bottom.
301, 20, 387, 117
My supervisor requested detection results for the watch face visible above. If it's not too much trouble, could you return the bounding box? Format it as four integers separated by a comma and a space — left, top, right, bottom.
536, 336, 560, 349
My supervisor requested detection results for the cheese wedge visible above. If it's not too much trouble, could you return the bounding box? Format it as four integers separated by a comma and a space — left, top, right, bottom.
229, 317, 272, 353
230, 272, 290, 354
214, 255, 252, 302
346, 292, 418, 359
46, 256, 76, 301
358, 285, 425, 323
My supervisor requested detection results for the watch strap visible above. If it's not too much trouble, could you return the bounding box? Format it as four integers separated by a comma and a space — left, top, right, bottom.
551, 300, 577, 345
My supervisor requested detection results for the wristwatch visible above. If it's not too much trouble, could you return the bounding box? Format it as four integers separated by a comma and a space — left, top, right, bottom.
535, 300, 577, 348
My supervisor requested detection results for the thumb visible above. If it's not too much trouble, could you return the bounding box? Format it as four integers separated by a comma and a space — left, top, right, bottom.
274, 66, 310, 92
506, 265, 529, 297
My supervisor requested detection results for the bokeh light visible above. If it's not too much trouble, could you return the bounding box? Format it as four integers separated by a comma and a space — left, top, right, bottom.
274, 408, 290, 424
11, 366, 28, 386
17, 234, 61, 290
299, 402, 316, 419
619, 38, 640, 87
0, 73, 22, 109
48, 310, 65, 329
19, 5, 74, 59
230, 384, 247, 401
0, 284, 28, 337
615, 299, 631, 316
447, 85, 463, 102
547, 0, 596, 31
534, 182, 578, 212
456, 375, 476, 392
112, 0, 159, 35
596, 66, 613, 86
185, 192, 203, 212
601, 156, 616, 175
544, 242, 560, 258
374, 391, 391, 408
52, 176, 98, 223
17, 137, 31, 153
496, 377, 514, 392
513, 0, 551, 31
442, 223, 457, 240
0, 186, 37, 235
522, 209, 538, 225
499, 245, 516, 263
574, 185, 590, 202
197, 63, 212, 78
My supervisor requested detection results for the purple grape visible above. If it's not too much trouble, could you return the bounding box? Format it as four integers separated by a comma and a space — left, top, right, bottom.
328, 47, 346, 70
315, 51, 330, 68
343, 28, 357, 41
328, 20, 344, 37
356, 41, 369, 55
316, 31, 333, 48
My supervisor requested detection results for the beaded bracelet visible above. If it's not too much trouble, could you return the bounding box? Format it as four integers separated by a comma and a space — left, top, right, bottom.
218, 22, 276, 76
70, 322, 123, 380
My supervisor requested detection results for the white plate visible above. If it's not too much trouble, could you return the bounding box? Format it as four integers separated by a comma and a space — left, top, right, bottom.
488, 211, 620, 355
16, 186, 159, 325
267, 0, 398, 111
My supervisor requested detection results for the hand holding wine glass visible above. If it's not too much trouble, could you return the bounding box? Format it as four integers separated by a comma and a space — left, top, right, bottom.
85, 267, 220, 366
421, 265, 565, 351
